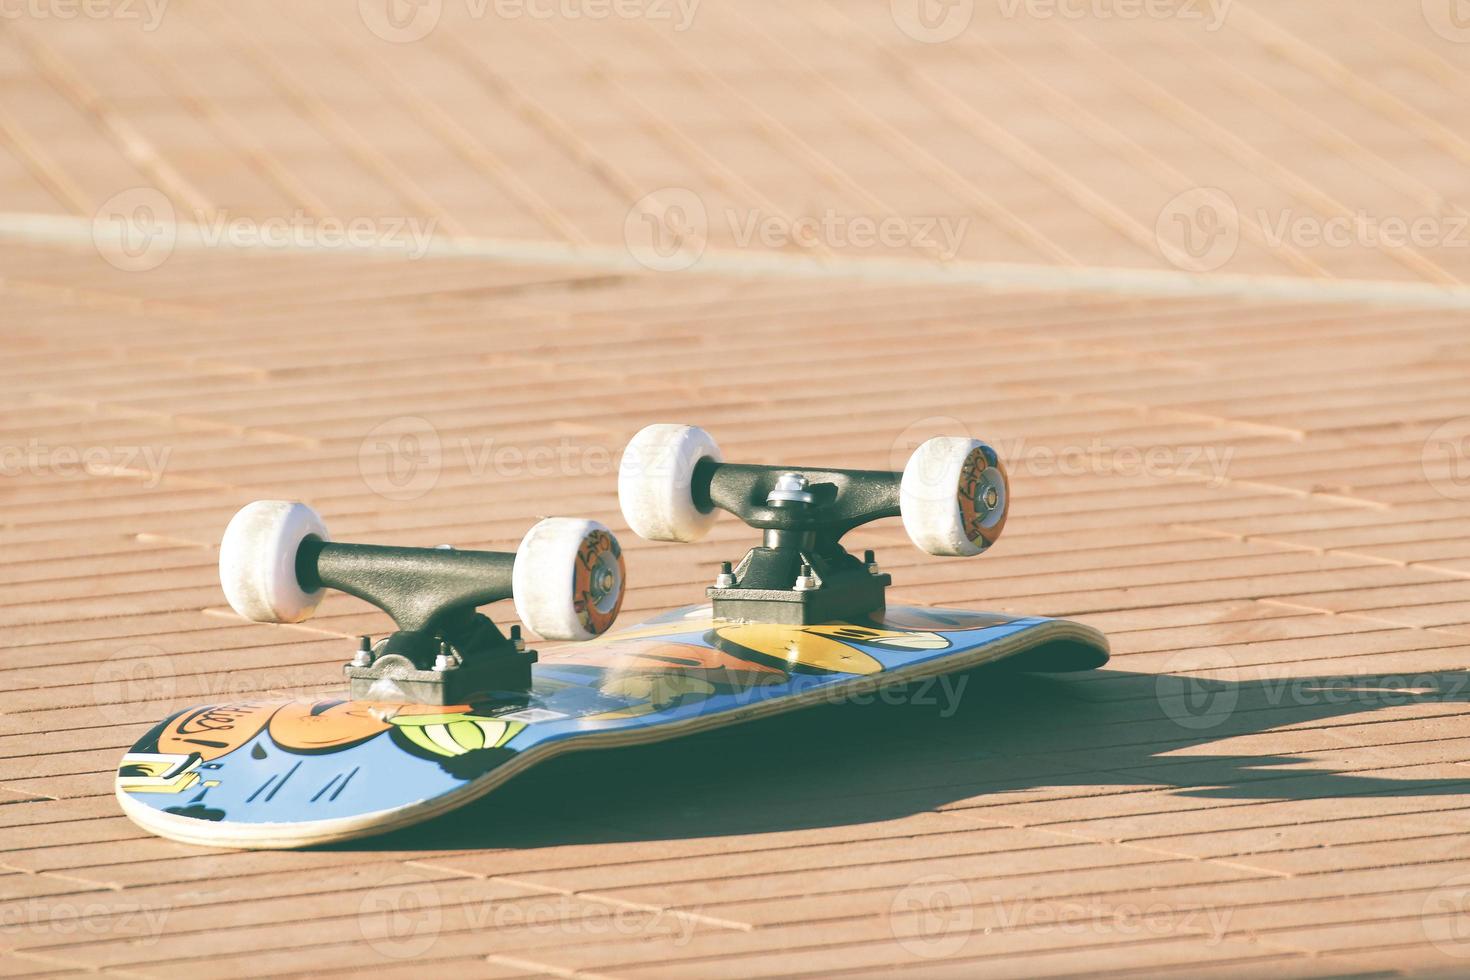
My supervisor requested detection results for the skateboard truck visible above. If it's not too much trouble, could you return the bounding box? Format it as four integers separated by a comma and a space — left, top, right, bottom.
307, 539, 533, 704
695, 463, 898, 624
218, 502, 625, 704
619, 425, 1008, 625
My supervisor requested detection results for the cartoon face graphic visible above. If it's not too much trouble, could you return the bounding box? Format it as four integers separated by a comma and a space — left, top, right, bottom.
267, 700, 524, 760
156, 701, 281, 761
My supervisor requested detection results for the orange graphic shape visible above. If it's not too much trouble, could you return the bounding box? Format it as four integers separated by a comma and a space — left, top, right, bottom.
268, 699, 469, 753
158, 701, 280, 762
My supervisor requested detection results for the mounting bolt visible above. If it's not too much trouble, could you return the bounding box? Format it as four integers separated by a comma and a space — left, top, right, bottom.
793, 563, 818, 591
433, 640, 457, 672
510, 624, 525, 653
714, 561, 736, 589
864, 548, 883, 576
767, 472, 814, 506
351, 635, 373, 667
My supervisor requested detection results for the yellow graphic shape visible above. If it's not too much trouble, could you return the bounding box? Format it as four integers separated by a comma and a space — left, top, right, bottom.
117, 752, 202, 794
715, 624, 926, 674
797, 623, 950, 651
388, 714, 525, 758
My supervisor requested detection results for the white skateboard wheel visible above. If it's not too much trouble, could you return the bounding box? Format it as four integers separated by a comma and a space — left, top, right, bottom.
219, 501, 330, 623
900, 437, 1009, 557
618, 423, 723, 542
513, 517, 625, 641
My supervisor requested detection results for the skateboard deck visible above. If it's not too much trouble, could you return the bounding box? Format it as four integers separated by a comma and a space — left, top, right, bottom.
116, 603, 1107, 848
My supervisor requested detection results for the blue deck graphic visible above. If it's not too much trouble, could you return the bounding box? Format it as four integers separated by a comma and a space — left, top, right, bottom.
117, 604, 1107, 833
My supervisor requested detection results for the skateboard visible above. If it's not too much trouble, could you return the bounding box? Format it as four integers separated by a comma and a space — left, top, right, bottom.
116, 427, 1108, 849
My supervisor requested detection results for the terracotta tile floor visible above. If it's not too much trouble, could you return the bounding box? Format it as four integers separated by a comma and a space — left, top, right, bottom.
5, 1, 1470, 976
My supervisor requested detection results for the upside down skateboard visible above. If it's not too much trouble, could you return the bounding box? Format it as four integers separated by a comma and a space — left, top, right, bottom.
116, 426, 1108, 848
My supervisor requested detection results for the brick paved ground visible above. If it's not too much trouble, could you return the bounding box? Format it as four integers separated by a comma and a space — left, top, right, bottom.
5, 2, 1470, 977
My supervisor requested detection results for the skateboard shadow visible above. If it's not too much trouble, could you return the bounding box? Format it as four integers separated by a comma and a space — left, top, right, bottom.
341, 662, 1470, 852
